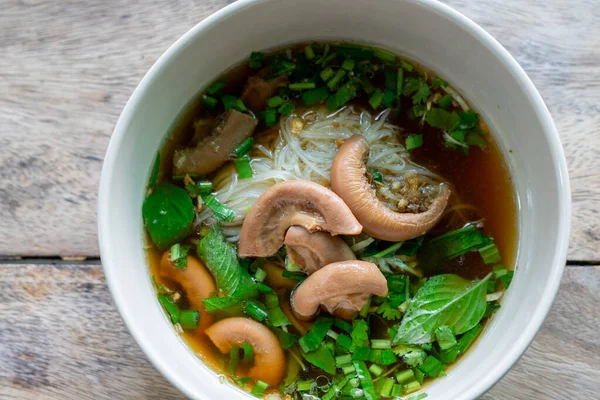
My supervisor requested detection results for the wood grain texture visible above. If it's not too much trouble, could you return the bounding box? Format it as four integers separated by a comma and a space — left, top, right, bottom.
0, 0, 598, 259
1, 264, 598, 399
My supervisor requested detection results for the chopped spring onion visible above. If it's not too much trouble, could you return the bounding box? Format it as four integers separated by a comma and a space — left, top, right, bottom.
373, 242, 403, 259
404, 380, 422, 395
351, 237, 375, 253
169, 243, 189, 269
342, 58, 355, 71
316, 52, 337, 65
342, 364, 356, 375
278, 101, 294, 116
479, 242, 501, 264
233, 137, 254, 157
500, 270, 514, 289
254, 267, 266, 282
327, 69, 346, 90
281, 270, 306, 281
353, 361, 378, 400
296, 380, 314, 391
401, 60, 414, 71
353, 347, 397, 365
158, 295, 180, 324
435, 326, 457, 350
413, 368, 425, 384
368, 89, 384, 110
206, 81, 225, 95
299, 317, 334, 352
336, 354, 353, 367
397, 68, 404, 96
374, 48, 396, 62
326, 82, 356, 111
242, 342, 254, 363
264, 108, 277, 127
302, 86, 330, 106
268, 306, 291, 327
376, 377, 394, 397
371, 169, 383, 183
457, 324, 482, 354
272, 327, 299, 349
336, 334, 353, 351
229, 345, 240, 375
322, 376, 351, 400
391, 384, 403, 397
302, 346, 336, 374
486, 291, 503, 302
266, 95, 284, 108
406, 134, 424, 151
243, 300, 268, 321
320, 67, 335, 81
201, 94, 218, 108
438, 94, 454, 109
395, 369, 415, 384
439, 344, 459, 364
326, 329, 339, 340
335, 45, 374, 60
250, 380, 269, 398
334, 318, 353, 333
304, 45, 315, 60
149, 152, 160, 187
418, 355, 446, 378
221, 95, 237, 110
202, 195, 236, 222
418, 225, 487, 271
492, 264, 508, 278
195, 181, 213, 197
368, 364, 384, 376
248, 51, 264, 69
179, 309, 200, 330
382, 90, 396, 108
289, 82, 316, 90
350, 388, 364, 398
359, 296, 372, 318
371, 339, 392, 349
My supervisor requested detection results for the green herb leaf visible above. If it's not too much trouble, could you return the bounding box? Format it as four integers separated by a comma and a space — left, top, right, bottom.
351, 319, 369, 347
169, 243, 191, 269
149, 152, 160, 187
302, 346, 336, 374
196, 225, 240, 296
377, 301, 402, 320
425, 108, 460, 131
299, 317, 334, 352
142, 182, 195, 250
394, 273, 491, 344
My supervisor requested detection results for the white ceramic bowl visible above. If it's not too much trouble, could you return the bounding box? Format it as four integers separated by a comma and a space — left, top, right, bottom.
98, 0, 571, 399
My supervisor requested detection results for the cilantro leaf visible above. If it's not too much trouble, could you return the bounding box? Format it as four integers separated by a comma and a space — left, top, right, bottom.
377, 301, 402, 320
425, 108, 460, 131
458, 110, 479, 129
351, 319, 369, 347
403, 77, 430, 105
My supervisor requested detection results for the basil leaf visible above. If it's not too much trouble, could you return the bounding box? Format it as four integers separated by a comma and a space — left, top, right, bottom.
394, 273, 491, 344
196, 225, 241, 296
142, 182, 194, 250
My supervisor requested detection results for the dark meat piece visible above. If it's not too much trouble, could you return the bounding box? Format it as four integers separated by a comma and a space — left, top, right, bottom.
240, 74, 288, 113
173, 110, 257, 176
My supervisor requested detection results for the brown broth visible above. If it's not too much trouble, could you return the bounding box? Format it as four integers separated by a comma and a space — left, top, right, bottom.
146, 42, 517, 396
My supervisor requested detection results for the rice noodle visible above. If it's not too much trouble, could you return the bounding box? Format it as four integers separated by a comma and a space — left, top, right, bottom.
206, 106, 447, 240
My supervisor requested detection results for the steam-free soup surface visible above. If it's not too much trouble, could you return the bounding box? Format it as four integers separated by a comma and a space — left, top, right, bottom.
143, 42, 516, 399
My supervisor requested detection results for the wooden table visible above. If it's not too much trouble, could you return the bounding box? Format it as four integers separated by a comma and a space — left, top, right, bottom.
1, 0, 598, 398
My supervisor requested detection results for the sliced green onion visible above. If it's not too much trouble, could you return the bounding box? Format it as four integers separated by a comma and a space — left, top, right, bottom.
391, 384, 403, 397
406, 134, 424, 151
235, 154, 252, 179
335, 45, 374, 60
404, 380, 421, 395
371, 169, 383, 183
360, 76, 375, 95
435, 326, 457, 350
266, 95, 284, 108
250, 380, 269, 398
334, 318, 353, 333
302, 86, 330, 106
342, 364, 356, 375
202, 94, 218, 108
281, 270, 306, 281
193, 181, 212, 197
457, 324, 482, 354
169, 243, 189, 269
268, 306, 291, 327
299, 317, 334, 352
418, 225, 487, 271
229, 345, 240, 375
326, 82, 356, 111
368, 89, 384, 109
371, 339, 392, 349
202, 194, 236, 222
418, 355, 446, 378
397, 68, 404, 96
342, 58, 355, 71
264, 108, 277, 127
278, 101, 294, 116
158, 295, 180, 324
377, 377, 394, 397
479, 242, 501, 264
320, 67, 335, 81
149, 152, 160, 187
206, 81, 225, 95
373, 242, 403, 258
289, 82, 316, 90
374, 48, 396, 62
179, 309, 200, 329
249, 51, 264, 69
359, 296, 372, 318
395, 369, 415, 384
493, 264, 508, 278
254, 267, 266, 282
243, 300, 268, 321
322, 376, 351, 400
401, 60, 414, 71
272, 326, 299, 349
221, 95, 237, 110
368, 364, 384, 376
439, 344, 459, 363
242, 342, 254, 363
412, 368, 425, 384
296, 380, 314, 391
302, 346, 336, 374
304, 45, 315, 60
382, 90, 396, 108
336, 354, 353, 367
438, 94, 454, 109
327, 69, 346, 90
233, 137, 254, 157
316, 52, 337, 65
353, 361, 378, 400
336, 334, 352, 351
350, 388, 364, 398
234, 98, 247, 112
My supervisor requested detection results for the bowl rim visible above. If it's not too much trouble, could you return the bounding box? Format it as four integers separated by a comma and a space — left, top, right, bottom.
98, 0, 571, 399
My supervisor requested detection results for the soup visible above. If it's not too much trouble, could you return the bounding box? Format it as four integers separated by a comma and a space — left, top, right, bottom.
142, 42, 516, 399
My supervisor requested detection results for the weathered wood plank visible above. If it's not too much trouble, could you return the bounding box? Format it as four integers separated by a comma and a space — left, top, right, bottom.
0, 0, 598, 259
1, 264, 598, 399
